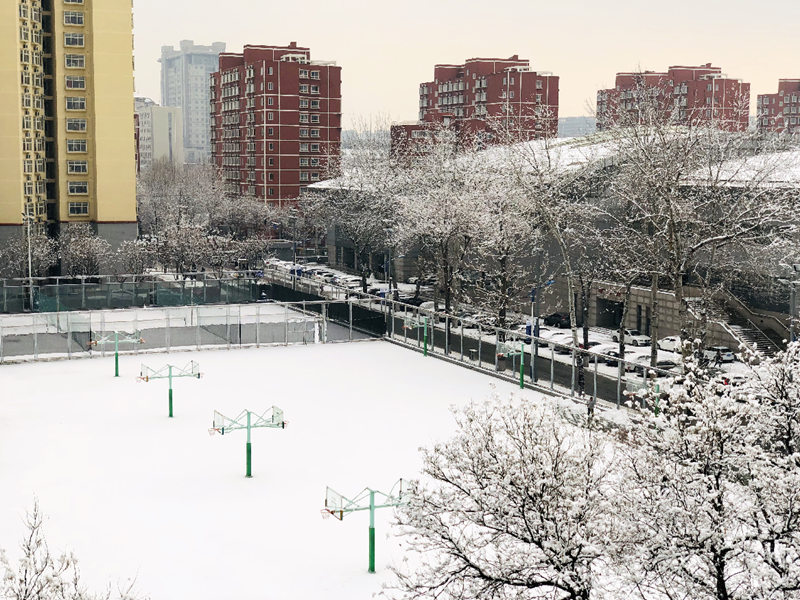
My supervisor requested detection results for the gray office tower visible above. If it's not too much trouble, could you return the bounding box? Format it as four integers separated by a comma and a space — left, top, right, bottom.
159, 40, 226, 164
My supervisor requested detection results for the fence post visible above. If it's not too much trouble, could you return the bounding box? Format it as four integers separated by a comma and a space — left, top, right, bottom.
478, 324, 482, 368
445, 316, 449, 355
348, 299, 353, 341
616, 364, 622, 408
32, 314, 38, 360
593, 354, 598, 408
285, 303, 290, 345
99, 312, 106, 357
195, 306, 201, 349
550, 346, 555, 391
66, 312, 72, 359
571, 350, 575, 397
165, 308, 171, 352
256, 304, 261, 347
494, 328, 499, 371
460, 321, 464, 361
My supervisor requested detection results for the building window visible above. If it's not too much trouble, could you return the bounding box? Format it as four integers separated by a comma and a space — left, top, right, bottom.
64, 11, 84, 25
300, 84, 309, 94
267, 67, 273, 75
64, 0, 85, 3
311, 172, 320, 181
300, 128, 309, 137
68, 181, 89, 195
300, 172, 309, 182
268, 112, 274, 120
67, 139, 87, 153
66, 75, 86, 89
310, 129, 320, 137
310, 71, 320, 80
536, 80, 543, 89
65, 54, 85, 68
310, 85, 319, 94
299, 158, 309, 166
310, 114, 320, 123
66, 118, 87, 132
300, 99, 309, 108
268, 187, 274, 196
68, 202, 89, 216
310, 143, 320, 152
64, 33, 85, 47
310, 158, 320, 166
268, 173, 274, 181
267, 82, 274, 91
299, 114, 309, 123
310, 100, 320, 109
268, 157, 274, 166
299, 69, 309, 78
67, 160, 88, 174
268, 97, 274, 106
300, 143, 309, 152
66, 96, 86, 110
268, 143, 274, 151
267, 127, 274, 136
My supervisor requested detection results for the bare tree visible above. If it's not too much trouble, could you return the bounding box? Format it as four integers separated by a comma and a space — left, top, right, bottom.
391, 397, 612, 600
0, 500, 145, 600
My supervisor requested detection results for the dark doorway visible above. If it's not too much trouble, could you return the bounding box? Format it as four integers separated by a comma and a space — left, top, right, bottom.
596, 298, 624, 328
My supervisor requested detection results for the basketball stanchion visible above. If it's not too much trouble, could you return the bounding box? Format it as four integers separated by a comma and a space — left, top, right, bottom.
403, 315, 428, 356
208, 407, 286, 478
138, 361, 201, 417
88, 330, 144, 377
321, 479, 405, 573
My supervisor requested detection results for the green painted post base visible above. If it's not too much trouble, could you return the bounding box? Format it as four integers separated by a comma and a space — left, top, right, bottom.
114, 352, 119, 378
368, 526, 375, 573
168, 388, 173, 418
246, 442, 252, 478
519, 344, 525, 389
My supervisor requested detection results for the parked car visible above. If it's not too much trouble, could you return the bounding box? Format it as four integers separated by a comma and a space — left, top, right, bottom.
657, 336, 681, 352
611, 328, 652, 346
703, 346, 736, 363
602, 349, 637, 367
632, 356, 679, 377
543, 312, 571, 328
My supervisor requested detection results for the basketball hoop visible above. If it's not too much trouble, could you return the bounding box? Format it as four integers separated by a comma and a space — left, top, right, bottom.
208, 427, 218, 437
320, 508, 333, 520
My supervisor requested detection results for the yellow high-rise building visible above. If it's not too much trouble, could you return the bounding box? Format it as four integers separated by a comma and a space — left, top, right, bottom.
0, 0, 136, 248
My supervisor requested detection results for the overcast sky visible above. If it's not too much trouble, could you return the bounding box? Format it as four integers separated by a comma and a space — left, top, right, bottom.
132, 0, 800, 127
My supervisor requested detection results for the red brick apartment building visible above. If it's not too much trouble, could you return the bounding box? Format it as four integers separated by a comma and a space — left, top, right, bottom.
757, 80, 800, 134
210, 43, 342, 203
391, 55, 559, 153
597, 63, 750, 131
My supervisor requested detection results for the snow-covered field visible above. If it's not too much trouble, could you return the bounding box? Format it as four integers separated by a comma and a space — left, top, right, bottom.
0, 340, 544, 599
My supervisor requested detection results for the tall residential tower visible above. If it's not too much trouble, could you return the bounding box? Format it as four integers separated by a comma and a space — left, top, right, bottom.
210, 42, 342, 203
0, 0, 137, 246
160, 40, 225, 164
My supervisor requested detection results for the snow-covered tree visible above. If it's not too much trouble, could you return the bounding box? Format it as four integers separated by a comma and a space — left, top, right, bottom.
0, 230, 57, 278
614, 353, 800, 599
391, 396, 613, 600
0, 500, 144, 600
115, 239, 157, 275
59, 224, 111, 277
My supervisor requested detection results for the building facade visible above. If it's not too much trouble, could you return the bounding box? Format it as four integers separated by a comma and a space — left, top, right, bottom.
134, 97, 184, 171
0, 0, 137, 247
209, 42, 342, 204
597, 64, 750, 131
160, 40, 225, 164
391, 55, 559, 153
757, 80, 800, 134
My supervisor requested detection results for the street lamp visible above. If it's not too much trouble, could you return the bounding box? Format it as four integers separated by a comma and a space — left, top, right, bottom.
21, 211, 36, 312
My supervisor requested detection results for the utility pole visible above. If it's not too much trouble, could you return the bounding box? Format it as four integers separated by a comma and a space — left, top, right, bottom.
22, 212, 35, 312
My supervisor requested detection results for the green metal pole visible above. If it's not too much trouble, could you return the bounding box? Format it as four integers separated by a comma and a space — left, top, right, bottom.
168, 365, 173, 418
114, 331, 119, 377
423, 317, 428, 357
519, 342, 524, 389
368, 490, 376, 573
246, 411, 252, 478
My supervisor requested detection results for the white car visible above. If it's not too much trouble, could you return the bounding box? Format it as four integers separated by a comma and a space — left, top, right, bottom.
657, 336, 682, 352
612, 328, 652, 346
703, 346, 735, 363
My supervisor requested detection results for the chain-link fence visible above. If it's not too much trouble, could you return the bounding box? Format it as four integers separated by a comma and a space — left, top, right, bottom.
0, 301, 375, 363
0, 272, 261, 314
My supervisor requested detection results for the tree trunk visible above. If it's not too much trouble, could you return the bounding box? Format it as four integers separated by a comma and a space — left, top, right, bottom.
650, 273, 659, 367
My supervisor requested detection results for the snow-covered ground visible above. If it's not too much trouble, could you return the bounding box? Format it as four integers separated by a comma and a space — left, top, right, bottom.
0, 340, 547, 600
